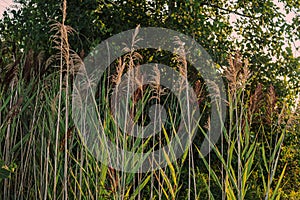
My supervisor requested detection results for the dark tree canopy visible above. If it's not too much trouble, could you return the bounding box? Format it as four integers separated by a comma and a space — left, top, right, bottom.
0, 0, 299, 99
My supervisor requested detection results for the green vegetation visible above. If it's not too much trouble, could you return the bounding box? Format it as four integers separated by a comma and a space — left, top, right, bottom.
0, 0, 299, 199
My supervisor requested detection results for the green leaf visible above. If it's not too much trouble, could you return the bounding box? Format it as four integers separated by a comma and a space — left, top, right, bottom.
271, 163, 287, 200
0, 167, 10, 179
129, 175, 151, 200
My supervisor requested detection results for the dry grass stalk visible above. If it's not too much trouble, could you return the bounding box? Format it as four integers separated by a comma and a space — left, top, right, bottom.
265, 85, 277, 125
149, 64, 167, 101
49, 0, 75, 199
4, 60, 19, 88
173, 36, 188, 79
206, 79, 221, 103
112, 57, 126, 85
193, 79, 205, 105
0, 41, 20, 89
224, 54, 239, 93
248, 83, 263, 123
238, 59, 251, 89
224, 52, 251, 95
5, 97, 23, 124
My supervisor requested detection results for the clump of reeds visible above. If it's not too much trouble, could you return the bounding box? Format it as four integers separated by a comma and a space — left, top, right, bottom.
1, 4, 298, 198
195, 52, 292, 199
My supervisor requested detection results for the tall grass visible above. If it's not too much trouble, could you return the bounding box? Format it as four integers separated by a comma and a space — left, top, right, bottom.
195, 54, 293, 199
0, 1, 298, 199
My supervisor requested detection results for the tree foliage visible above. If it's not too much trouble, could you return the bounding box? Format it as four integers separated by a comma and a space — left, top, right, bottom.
1, 0, 299, 98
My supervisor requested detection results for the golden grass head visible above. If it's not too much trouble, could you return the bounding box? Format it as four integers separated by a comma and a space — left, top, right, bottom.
224, 52, 251, 94
265, 85, 277, 124
248, 83, 263, 123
